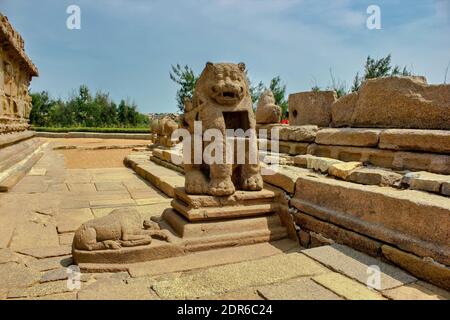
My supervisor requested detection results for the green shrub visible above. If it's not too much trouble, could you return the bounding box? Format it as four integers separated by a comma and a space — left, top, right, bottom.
31, 127, 151, 133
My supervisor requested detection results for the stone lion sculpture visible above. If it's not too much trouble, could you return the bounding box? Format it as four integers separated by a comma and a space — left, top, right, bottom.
73, 208, 170, 251
255, 90, 282, 124
151, 116, 179, 147
183, 62, 263, 196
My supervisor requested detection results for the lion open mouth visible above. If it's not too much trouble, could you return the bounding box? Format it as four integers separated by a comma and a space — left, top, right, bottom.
222, 91, 237, 99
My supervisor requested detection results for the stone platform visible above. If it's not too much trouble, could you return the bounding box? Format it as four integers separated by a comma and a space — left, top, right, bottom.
73, 187, 288, 271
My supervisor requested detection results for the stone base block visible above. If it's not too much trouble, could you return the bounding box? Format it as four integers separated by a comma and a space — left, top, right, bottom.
161, 208, 288, 252
72, 240, 186, 265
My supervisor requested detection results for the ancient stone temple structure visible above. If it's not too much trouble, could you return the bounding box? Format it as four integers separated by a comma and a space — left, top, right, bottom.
0, 14, 38, 134
0, 14, 40, 192
74, 62, 289, 270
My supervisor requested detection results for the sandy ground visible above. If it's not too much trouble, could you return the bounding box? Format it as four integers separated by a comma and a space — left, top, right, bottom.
57, 149, 136, 169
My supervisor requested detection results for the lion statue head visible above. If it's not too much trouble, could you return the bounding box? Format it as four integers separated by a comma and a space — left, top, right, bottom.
195, 62, 249, 106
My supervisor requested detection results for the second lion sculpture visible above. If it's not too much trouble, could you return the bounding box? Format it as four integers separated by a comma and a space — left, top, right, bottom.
183, 62, 263, 196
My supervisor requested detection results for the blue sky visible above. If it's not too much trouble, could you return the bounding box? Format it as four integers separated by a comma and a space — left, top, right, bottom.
1, 0, 449, 113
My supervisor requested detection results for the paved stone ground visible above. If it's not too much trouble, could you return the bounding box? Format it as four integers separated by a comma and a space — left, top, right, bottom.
0, 139, 448, 300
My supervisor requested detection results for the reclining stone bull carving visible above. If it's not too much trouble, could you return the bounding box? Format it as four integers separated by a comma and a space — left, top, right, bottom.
73, 208, 170, 251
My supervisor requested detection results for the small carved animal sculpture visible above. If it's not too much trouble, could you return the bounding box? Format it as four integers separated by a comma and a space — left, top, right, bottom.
73, 208, 170, 251
255, 90, 282, 124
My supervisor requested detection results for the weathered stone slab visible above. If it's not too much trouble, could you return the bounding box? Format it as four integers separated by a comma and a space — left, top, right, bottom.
381, 245, 450, 291
56, 208, 94, 233
0, 131, 35, 149
278, 125, 318, 142
331, 76, 450, 130
302, 244, 416, 290
258, 277, 342, 300
307, 144, 450, 174
316, 128, 381, 147
0, 248, 20, 264
289, 91, 337, 127
294, 212, 382, 257
392, 152, 450, 175
0, 262, 40, 290
278, 141, 309, 155
309, 232, 335, 247
77, 278, 159, 300
379, 129, 450, 154
7, 280, 74, 299
347, 167, 403, 187
312, 272, 385, 300
137, 203, 172, 220
292, 175, 450, 265
328, 162, 363, 180
59, 233, 74, 246
402, 171, 450, 193
66, 183, 97, 193
172, 199, 277, 221
152, 253, 328, 299
27, 255, 73, 272
382, 281, 450, 300
48, 183, 69, 192
128, 239, 298, 277
308, 157, 342, 173
133, 162, 185, 197
94, 182, 127, 192
89, 198, 135, 208
262, 165, 311, 194
17, 245, 71, 259
9, 221, 59, 251
40, 267, 69, 283
294, 154, 342, 173
10, 181, 49, 193
443, 182, 450, 196
174, 187, 277, 209
162, 209, 287, 251
28, 168, 46, 176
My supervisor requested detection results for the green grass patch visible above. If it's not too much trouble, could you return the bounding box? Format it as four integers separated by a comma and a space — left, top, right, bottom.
32, 127, 151, 134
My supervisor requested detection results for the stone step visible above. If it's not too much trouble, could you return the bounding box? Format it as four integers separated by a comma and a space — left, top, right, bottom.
0, 130, 35, 149
124, 156, 184, 198
0, 138, 43, 171
0, 139, 46, 192
291, 174, 450, 266
171, 198, 278, 221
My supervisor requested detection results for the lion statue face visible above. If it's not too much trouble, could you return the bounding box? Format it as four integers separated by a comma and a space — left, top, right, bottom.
197, 62, 249, 106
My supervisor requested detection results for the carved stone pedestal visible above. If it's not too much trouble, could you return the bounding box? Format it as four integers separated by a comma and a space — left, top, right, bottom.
160, 187, 288, 251
74, 188, 288, 271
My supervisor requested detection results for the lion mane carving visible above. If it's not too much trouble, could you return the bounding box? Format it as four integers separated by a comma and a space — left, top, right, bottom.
183, 62, 263, 196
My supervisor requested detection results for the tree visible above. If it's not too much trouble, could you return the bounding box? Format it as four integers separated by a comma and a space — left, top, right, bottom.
169, 64, 198, 112
29, 91, 54, 126
30, 85, 149, 128
249, 80, 265, 104
351, 54, 412, 91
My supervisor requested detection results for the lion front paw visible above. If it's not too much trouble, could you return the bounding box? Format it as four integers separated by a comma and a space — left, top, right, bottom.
208, 177, 235, 196
104, 240, 121, 250
241, 173, 263, 191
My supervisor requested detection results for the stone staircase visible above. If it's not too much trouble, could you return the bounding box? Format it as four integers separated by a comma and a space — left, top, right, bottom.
0, 132, 46, 192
